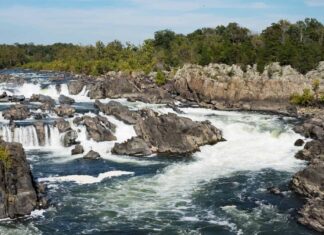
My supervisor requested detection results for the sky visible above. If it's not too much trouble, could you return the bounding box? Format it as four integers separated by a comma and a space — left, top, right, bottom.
0, 0, 323, 45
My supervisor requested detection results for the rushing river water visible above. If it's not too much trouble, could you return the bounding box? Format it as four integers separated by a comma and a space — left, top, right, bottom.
0, 70, 319, 235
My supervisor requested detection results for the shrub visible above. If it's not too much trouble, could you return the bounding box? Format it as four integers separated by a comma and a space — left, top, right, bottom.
290, 89, 315, 106
155, 70, 167, 86
0, 146, 11, 169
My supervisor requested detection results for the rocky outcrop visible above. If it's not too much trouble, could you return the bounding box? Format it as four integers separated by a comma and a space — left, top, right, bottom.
3, 104, 31, 120
54, 119, 71, 133
30, 94, 55, 110
95, 100, 141, 124
112, 110, 223, 156
73, 115, 116, 142
58, 95, 75, 105
83, 150, 101, 160
62, 130, 78, 147
67, 80, 86, 95
291, 115, 324, 233
71, 144, 84, 155
173, 63, 317, 114
0, 140, 43, 219
112, 137, 152, 156
54, 105, 76, 117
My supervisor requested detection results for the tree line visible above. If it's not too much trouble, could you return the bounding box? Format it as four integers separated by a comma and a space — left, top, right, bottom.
0, 18, 323, 75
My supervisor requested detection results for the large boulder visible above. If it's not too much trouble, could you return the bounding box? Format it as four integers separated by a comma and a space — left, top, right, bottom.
67, 80, 86, 95
3, 104, 31, 120
54, 105, 76, 117
30, 94, 55, 110
0, 140, 43, 219
73, 115, 116, 142
62, 130, 78, 147
112, 137, 152, 156
58, 95, 75, 105
95, 100, 141, 125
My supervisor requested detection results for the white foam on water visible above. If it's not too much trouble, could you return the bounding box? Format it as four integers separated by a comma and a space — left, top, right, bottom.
39, 171, 134, 185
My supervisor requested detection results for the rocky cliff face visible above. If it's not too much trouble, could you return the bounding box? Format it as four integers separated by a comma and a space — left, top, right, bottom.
0, 140, 43, 219
174, 62, 324, 113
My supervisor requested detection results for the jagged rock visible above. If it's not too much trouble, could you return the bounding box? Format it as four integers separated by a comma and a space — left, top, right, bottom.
95, 100, 141, 124
54, 105, 76, 117
83, 150, 101, 160
58, 95, 75, 105
67, 80, 86, 95
174, 63, 312, 113
62, 130, 78, 147
291, 160, 324, 199
293, 118, 324, 140
112, 137, 152, 156
3, 104, 31, 120
0, 140, 43, 219
73, 115, 116, 142
133, 112, 223, 155
71, 144, 84, 155
88, 77, 138, 99
54, 118, 71, 133
294, 139, 305, 146
33, 122, 46, 146
298, 198, 324, 233
30, 94, 55, 109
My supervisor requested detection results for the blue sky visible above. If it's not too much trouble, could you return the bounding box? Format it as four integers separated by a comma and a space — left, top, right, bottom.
0, 0, 323, 45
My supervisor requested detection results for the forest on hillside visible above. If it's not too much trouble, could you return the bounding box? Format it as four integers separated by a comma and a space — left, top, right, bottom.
0, 18, 323, 75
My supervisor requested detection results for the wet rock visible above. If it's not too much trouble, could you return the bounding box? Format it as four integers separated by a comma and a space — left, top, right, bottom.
298, 198, 324, 233
3, 104, 31, 120
0, 140, 42, 219
71, 144, 84, 155
267, 186, 283, 196
33, 121, 46, 146
30, 94, 56, 109
134, 112, 223, 155
73, 115, 116, 142
54, 105, 76, 117
62, 130, 78, 147
294, 139, 305, 146
95, 100, 141, 125
112, 137, 152, 156
9, 95, 25, 102
67, 80, 86, 95
54, 118, 71, 133
83, 150, 101, 160
58, 95, 75, 105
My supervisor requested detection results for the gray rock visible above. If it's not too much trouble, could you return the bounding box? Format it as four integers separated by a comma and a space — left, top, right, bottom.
58, 95, 75, 105
83, 150, 101, 160
112, 137, 152, 156
33, 121, 46, 146
73, 115, 116, 142
71, 144, 84, 155
298, 198, 324, 233
54, 118, 71, 133
62, 130, 78, 147
67, 80, 86, 95
54, 105, 76, 117
294, 139, 305, 146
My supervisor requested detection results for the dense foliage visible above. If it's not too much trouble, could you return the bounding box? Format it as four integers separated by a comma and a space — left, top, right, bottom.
0, 18, 323, 75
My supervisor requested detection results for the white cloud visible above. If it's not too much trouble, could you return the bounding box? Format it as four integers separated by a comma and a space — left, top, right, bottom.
305, 0, 324, 6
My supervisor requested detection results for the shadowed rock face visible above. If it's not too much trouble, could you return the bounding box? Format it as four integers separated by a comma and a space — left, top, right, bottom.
95, 100, 141, 125
58, 95, 75, 105
74, 115, 116, 142
0, 141, 39, 219
112, 137, 152, 157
